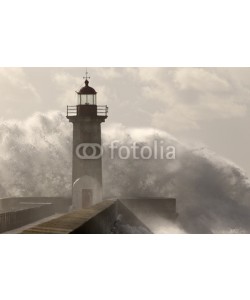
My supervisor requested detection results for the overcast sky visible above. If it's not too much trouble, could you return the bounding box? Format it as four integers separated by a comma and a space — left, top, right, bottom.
0, 67, 249, 177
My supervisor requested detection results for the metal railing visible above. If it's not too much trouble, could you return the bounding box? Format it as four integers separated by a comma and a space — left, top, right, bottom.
67, 105, 108, 117
97, 105, 109, 116
67, 105, 77, 116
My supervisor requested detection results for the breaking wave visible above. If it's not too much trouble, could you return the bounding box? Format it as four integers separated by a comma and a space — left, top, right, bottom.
0, 111, 250, 233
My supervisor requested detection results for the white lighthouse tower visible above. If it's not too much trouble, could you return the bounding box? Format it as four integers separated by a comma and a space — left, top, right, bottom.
67, 72, 108, 210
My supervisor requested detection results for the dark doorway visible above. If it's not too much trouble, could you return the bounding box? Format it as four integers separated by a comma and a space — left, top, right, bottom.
82, 189, 93, 208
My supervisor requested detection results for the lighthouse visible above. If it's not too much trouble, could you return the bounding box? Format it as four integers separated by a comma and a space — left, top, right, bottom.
67, 72, 108, 210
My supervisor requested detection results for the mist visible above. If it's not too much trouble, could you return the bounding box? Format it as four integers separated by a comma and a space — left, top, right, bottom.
0, 111, 250, 233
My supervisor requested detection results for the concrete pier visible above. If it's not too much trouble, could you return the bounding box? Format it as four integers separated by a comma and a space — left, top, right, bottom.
21, 197, 177, 234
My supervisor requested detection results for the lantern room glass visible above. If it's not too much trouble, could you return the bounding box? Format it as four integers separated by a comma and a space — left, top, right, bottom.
77, 94, 96, 105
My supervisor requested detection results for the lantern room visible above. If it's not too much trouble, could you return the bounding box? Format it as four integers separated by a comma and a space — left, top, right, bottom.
77, 78, 97, 105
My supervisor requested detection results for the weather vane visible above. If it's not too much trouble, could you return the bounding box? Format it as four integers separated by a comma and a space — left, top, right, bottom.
84, 68, 90, 81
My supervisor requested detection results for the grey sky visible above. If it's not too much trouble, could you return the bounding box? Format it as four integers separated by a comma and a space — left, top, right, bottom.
0, 67, 249, 177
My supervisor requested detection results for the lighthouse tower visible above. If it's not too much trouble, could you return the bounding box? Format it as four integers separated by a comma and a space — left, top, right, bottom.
67, 73, 108, 210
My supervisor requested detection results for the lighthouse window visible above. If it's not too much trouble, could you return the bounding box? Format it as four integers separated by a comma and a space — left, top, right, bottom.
78, 94, 96, 105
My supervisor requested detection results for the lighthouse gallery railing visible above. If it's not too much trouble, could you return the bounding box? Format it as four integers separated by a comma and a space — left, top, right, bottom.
67, 105, 108, 117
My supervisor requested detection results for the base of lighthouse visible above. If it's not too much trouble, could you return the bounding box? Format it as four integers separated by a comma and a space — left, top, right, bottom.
72, 175, 103, 210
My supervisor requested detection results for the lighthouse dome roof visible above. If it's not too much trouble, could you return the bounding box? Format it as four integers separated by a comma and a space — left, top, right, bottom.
78, 79, 97, 95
